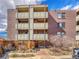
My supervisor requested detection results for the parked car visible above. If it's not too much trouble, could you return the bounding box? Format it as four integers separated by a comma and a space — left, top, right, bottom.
73, 48, 79, 59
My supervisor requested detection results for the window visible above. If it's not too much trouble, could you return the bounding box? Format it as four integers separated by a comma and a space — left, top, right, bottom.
58, 22, 65, 28
77, 21, 79, 25
57, 32, 65, 36
76, 31, 79, 35
57, 13, 65, 19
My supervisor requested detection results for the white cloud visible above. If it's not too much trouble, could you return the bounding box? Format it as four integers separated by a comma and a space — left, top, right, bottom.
0, 28, 6, 32
14, 0, 45, 5
61, 5, 72, 10
0, 0, 15, 32
0, 0, 45, 32
0, 23, 7, 32
60, 4, 79, 10
72, 5, 79, 10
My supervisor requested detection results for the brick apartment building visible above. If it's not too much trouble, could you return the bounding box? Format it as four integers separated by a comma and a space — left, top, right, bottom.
8, 5, 48, 49
7, 5, 76, 49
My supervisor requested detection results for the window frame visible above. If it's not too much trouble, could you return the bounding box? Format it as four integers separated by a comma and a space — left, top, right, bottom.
57, 32, 65, 36
57, 13, 65, 19
57, 22, 65, 28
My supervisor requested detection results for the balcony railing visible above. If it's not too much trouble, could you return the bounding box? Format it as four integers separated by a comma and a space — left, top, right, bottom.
16, 12, 29, 19
34, 23, 48, 29
15, 34, 48, 40
33, 34, 48, 40
16, 23, 29, 29
76, 15, 79, 21
34, 12, 48, 18
17, 34, 29, 40
16, 12, 48, 19
76, 25, 79, 31
76, 35, 79, 40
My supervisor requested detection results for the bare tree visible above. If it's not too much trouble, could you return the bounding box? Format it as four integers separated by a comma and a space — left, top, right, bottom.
49, 35, 75, 51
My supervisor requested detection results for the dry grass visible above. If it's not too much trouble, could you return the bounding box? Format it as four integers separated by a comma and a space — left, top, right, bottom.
48, 47, 72, 56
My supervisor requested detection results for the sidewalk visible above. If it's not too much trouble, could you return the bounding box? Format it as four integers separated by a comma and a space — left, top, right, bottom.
1, 52, 9, 59
8, 49, 72, 59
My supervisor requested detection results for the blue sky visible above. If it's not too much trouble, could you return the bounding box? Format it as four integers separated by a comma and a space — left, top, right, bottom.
42, 0, 79, 10
0, 0, 79, 39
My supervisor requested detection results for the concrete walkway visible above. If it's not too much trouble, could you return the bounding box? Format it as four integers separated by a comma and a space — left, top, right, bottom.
0, 52, 9, 59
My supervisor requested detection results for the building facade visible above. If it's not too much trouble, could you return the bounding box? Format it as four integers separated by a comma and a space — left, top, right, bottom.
8, 5, 48, 48
8, 5, 76, 49
48, 10, 76, 46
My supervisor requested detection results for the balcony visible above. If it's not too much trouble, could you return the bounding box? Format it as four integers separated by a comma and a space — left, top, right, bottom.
34, 12, 48, 18
34, 34, 48, 40
16, 12, 29, 19
76, 35, 79, 40
34, 23, 48, 29
16, 23, 29, 29
76, 15, 79, 21
76, 25, 79, 31
17, 34, 29, 40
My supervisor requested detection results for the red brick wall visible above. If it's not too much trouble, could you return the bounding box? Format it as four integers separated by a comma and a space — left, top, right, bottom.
48, 10, 76, 41
7, 9, 17, 40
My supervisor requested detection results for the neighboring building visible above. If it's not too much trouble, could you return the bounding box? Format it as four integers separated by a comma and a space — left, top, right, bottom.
7, 5, 48, 49
48, 10, 76, 44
